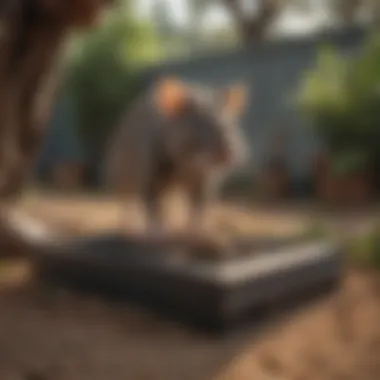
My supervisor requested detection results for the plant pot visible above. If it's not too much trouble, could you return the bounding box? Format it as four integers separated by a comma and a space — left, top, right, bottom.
345, 172, 373, 203
260, 166, 290, 200
316, 170, 373, 205
51, 162, 86, 190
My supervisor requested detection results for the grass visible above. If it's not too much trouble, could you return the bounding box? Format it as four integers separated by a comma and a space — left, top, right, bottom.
297, 221, 330, 242
347, 223, 380, 270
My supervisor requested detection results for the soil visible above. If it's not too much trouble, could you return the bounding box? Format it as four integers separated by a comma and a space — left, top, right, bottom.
0, 193, 379, 380
17, 191, 311, 238
0, 265, 379, 380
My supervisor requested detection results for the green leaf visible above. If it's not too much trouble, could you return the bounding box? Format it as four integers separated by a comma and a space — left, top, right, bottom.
64, 10, 163, 158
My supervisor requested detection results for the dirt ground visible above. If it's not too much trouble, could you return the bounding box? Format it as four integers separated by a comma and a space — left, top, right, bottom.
1, 193, 380, 380
16, 191, 312, 237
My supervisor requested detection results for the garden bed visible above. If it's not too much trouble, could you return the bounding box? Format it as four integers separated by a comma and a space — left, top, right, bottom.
33, 228, 341, 332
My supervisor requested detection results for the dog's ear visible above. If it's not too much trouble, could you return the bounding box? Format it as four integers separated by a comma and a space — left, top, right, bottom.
154, 77, 189, 118
220, 83, 248, 117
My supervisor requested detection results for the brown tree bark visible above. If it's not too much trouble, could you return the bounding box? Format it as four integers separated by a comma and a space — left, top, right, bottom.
222, 0, 283, 44
332, 0, 380, 27
332, 0, 362, 26
0, 0, 112, 256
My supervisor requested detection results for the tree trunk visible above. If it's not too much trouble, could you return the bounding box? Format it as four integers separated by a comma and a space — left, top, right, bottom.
0, 1, 110, 256
238, 18, 273, 44
0, 4, 66, 200
333, 0, 362, 26
222, 0, 281, 44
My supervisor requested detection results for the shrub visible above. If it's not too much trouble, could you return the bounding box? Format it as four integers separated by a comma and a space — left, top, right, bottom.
297, 34, 380, 174
348, 225, 380, 270
65, 8, 163, 163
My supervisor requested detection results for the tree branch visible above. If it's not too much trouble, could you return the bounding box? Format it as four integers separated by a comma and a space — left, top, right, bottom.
221, 0, 285, 43
332, 0, 363, 25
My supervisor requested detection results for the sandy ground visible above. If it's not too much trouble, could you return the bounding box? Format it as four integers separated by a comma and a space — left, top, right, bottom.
0, 193, 379, 380
0, 266, 379, 380
16, 191, 313, 238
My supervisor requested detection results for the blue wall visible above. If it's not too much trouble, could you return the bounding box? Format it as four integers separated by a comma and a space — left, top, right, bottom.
36, 94, 85, 180
37, 27, 366, 186
145, 27, 366, 182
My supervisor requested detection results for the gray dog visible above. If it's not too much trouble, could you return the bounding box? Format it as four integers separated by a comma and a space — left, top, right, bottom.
104, 77, 249, 236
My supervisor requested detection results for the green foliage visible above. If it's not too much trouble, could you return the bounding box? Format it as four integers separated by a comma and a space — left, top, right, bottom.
297, 35, 380, 162
330, 149, 369, 177
297, 46, 352, 148
299, 221, 330, 241
371, 225, 380, 269
219, 174, 257, 200
348, 224, 380, 270
65, 10, 163, 158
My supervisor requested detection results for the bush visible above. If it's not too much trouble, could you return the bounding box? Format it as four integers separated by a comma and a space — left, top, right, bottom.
65, 8, 163, 163
348, 225, 380, 270
297, 34, 380, 173
330, 149, 369, 177
219, 174, 257, 200
299, 221, 330, 241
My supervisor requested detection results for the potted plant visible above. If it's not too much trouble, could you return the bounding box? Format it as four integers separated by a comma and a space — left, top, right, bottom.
297, 37, 380, 204
316, 150, 373, 204
260, 127, 291, 201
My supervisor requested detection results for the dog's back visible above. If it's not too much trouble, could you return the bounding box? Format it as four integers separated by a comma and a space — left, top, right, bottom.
103, 90, 162, 196
104, 77, 249, 201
